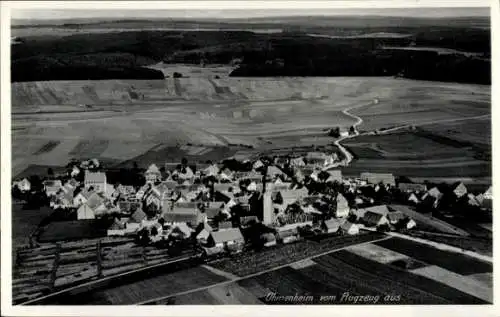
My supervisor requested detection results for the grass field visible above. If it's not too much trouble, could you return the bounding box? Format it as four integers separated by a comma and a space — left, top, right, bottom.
11, 76, 491, 177
12, 203, 53, 247
167, 241, 490, 305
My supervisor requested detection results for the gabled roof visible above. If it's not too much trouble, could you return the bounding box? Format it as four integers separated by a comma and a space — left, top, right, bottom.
218, 221, 233, 229
323, 219, 341, 231
210, 228, 244, 244
86, 192, 105, 210
146, 164, 161, 174
129, 208, 147, 223
363, 211, 387, 224
484, 186, 492, 197
341, 221, 357, 232
427, 187, 442, 198
387, 211, 406, 223
326, 170, 342, 182
358, 205, 390, 217
336, 193, 348, 205
267, 166, 285, 177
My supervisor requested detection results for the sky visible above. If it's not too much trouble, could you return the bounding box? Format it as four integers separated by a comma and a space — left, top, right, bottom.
10, 4, 490, 21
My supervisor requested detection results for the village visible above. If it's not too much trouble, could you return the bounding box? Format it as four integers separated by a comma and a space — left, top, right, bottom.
11, 150, 493, 303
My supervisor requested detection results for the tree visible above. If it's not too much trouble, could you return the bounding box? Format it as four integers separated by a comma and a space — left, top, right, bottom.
273, 192, 283, 204
181, 157, 188, 166
328, 127, 340, 138
349, 126, 356, 134
173, 72, 183, 78
47, 168, 54, 177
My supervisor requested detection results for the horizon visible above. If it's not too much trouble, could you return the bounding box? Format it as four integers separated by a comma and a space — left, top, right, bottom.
11, 7, 490, 22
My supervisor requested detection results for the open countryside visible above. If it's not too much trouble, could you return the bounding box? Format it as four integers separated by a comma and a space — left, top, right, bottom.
9, 7, 492, 308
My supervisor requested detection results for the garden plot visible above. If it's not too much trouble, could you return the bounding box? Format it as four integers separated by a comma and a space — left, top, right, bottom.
410, 265, 492, 303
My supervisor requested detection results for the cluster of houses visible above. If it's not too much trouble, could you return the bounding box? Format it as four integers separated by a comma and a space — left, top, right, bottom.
12, 150, 493, 257
398, 181, 493, 211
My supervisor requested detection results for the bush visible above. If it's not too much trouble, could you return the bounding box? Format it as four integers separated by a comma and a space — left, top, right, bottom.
173, 72, 183, 78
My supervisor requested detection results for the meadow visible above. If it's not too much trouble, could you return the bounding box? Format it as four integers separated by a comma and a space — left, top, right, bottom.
11, 75, 491, 177
165, 239, 492, 305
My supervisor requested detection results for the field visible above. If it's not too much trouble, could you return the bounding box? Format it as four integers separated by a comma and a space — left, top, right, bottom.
165, 238, 492, 305
12, 203, 53, 247
11, 76, 491, 177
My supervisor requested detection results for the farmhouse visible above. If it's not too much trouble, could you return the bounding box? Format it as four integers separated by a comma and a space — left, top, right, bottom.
208, 228, 244, 250
266, 165, 287, 181
362, 211, 389, 227
145, 164, 162, 184
73, 188, 93, 207
340, 221, 359, 235
84, 171, 107, 193
77, 203, 95, 220
360, 172, 395, 186
453, 182, 468, 198
253, 159, 265, 170
322, 219, 341, 234
203, 164, 220, 177
161, 204, 201, 226
335, 193, 349, 218
276, 227, 300, 244
15, 178, 31, 192
44, 180, 63, 197
408, 193, 420, 204
290, 157, 306, 167
354, 204, 390, 218
326, 170, 342, 183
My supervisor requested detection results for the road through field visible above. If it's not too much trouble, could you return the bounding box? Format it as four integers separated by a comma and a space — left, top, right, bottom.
321, 101, 369, 170
137, 235, 392, 304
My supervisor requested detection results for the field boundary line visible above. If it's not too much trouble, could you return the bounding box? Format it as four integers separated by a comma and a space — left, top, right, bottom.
387, 232, 493, 263
20, 253, 195, 305
137, 235, 392, 304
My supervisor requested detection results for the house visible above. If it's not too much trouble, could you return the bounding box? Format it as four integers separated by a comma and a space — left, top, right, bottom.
276, 227, 300, 244
203, 164, 220, 177
208, 228, 245, 250
218, 168, 234, 182
406, 219, 417, 229
467, 193, 480, 206
335, 193, 349, 218
326, 170, 342, 183
176, 166, 195, 180
44, 180, 63, 197
145, 164, 162, 184
360, 172, 395, 186
261, 233, 277, 247
322, 219, 341, 234
484, 186, 492, 200
253, 159, 265, 170
161, 205, 201, 226
398, 183, 427, 193
84, 171, 107, 193
453, 182, 468, 198
77, 203, 95, 220
15, 178, 31, 192
408, 193, 420, 204
235, 171, 263, 183
340, 221, 359, 235
86, 192, 106, 210
129, 207, 147, 223
354, 205, 390, 218
73, 188, 93, 207
386, 211, 406, 225
71, 166, 80, 178
303, 204, 322, 215
421, 187, 442, 208
266, 166, 286, 181
271, 179, 293, 191
362, 211, 389, 227
290, 157, 306, 167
